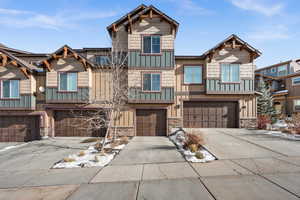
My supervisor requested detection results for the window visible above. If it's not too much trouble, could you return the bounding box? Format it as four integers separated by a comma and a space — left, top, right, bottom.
143, 35, 161, 54
143, 73, 161, 91
292, 77, 300, 85
59, 72, 77, 91
95, 55, 110, 65
1, 80, 19, 98
277, 65, 287, 76
184, 66, 202, 84
294, 100, 300, 111
221, 63, 240, 82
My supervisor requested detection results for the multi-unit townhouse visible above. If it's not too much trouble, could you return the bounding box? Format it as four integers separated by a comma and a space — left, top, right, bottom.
255, 59, 300, 116
0, 4, 261, 142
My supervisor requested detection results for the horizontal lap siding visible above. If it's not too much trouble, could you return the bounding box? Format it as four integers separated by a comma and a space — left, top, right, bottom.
0, 95, 35, 109
128, 50, 174, 68
46, 87, 90, 103
206, 79, 254, 93
129, 87, 174, 102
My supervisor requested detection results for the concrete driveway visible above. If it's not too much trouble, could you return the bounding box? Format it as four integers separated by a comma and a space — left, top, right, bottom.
0, 130, 299, 200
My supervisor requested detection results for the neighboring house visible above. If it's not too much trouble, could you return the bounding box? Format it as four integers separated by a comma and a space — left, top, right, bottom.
256, 59, 300, 116
0, 4, 261, 142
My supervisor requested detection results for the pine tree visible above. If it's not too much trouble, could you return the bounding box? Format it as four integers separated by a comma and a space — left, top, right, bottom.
257, 78, 276, 116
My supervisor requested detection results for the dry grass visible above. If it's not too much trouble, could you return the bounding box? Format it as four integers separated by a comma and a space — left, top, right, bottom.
188, 144, 198, 152
63, 157, 76, 162
184, 132, 205, 149
80, 138, 100, 143
78, 151, 85, 157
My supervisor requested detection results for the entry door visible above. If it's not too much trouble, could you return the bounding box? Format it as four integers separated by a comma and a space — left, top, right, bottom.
136, 109, 167, 136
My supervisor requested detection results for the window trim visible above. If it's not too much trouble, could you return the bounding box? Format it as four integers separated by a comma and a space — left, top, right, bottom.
220, 63, 241, 83
292, 76, 300, 86
183, 65, 204, 85
141, 34, 162, 55
141, 72, 162, 92
58, 71, 78, 93
94, 55, 110, 66
0, 79, 20, 99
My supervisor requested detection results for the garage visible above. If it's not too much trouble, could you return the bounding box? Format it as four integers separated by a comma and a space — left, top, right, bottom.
183, 101, 238, 128
136, 109, 167, 136
54, 110, 106, 137
0, 116, 40, 142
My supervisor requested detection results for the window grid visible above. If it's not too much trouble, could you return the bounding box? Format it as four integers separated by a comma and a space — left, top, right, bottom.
142, 73, 161, 92
1, 80, 20, 98
184, 66, 203, 84
221, 64, 240, 83
143, 35, 161, 54
59, 72, 78, 92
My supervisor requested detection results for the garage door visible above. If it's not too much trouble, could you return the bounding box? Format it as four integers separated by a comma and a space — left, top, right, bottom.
54, 110, 106, 137
136, 109, 166, 136
183, 102, 238, 128
0, 116, 40, 142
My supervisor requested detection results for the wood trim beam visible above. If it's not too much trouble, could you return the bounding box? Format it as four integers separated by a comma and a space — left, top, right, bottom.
0, 54, 8, 66
43, 60, 51, 71
20, 67, 30, 78
63, 47, 68, 58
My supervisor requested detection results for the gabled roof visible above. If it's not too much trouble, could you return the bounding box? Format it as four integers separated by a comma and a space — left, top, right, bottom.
39, 45, 94, 71
256, 60, 293, 72
0, 42, 33, 55
0, 49, 37, 78
107, 4, 179, 36
202, 34, 262, 61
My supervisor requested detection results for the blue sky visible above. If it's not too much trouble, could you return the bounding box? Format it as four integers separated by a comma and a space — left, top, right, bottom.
0, 0, 299, 68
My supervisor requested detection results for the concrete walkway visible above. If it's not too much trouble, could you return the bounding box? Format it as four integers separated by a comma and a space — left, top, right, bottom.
0, 131, 300, 200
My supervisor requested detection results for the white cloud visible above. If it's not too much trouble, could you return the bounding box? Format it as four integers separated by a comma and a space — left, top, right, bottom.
248, 25, 290, 41
228, 0, 284, 16
0, 7, 117, 30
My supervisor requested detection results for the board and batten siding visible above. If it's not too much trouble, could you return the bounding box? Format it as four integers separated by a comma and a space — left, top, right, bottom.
46, 87, 89, 103
128, 87, 174, 103
113, 108, 135, 127
239, 96, 257, 119
206, 79, 254, 94
91, 69, 113, 101
128, 50, 174, 68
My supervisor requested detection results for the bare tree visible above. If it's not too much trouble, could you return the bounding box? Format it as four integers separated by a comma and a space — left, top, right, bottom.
72, 37, 129, 152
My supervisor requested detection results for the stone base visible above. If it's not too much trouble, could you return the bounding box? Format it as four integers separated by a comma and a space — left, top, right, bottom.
109, 127, 135, 137
240, 118, 257, 129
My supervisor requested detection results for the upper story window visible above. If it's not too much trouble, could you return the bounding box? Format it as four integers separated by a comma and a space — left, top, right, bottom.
59, 72, 77, 92
95, 55, 110, 65
143, 73, 161, 92
221, 63, 240, 83
292, 77, 300, 85
1, 80, 20, 98
277, 65, 287, 76
143, 35, 161, 54
184, 66, 203, 84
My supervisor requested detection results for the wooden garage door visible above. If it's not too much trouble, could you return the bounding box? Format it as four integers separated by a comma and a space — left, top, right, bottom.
183, 102, 238, 128
0, 116, 40, 142
54, 110, 106, 137
136, 109, 166, 136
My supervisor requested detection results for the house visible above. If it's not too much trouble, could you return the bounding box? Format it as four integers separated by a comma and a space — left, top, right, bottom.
0, 4, 261, 142
255, 59, 300, 116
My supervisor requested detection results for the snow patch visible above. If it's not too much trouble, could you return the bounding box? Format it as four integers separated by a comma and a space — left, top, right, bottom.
169, 129, 216, 163
52, 141, 128, 169
0, 143, 27, 153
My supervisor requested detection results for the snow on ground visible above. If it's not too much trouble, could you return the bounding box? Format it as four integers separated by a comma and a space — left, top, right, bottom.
53, 139, 128, 169
169, 129, 216, 163
0, 143, 27, 153
265, 131, 300, 141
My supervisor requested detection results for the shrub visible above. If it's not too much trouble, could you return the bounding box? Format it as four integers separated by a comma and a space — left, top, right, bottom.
80, 138, 100, 143
63, 157, 76, 162
94, 142, 102, 151
184, 132, 205, 149
257, 115, 271, 129
195, 152, 204, 159
78, 151, 85, 157
188, 144, 198, 152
